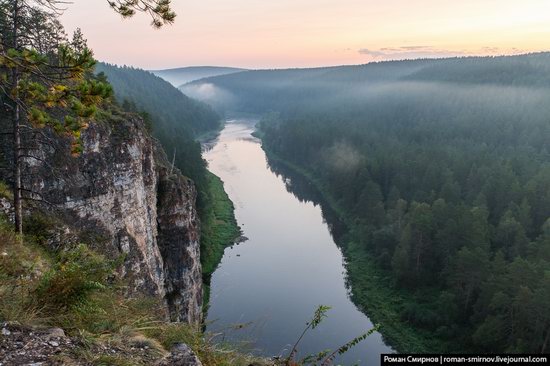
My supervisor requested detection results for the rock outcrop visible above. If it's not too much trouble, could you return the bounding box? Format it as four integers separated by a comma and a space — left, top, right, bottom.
0, 321, 205, 365
156, 343, 203, 366
18, 113, 202, 323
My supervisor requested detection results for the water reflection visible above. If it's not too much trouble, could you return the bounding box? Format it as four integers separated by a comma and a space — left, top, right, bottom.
266, 158, 348, 247
204, 120, 392, 365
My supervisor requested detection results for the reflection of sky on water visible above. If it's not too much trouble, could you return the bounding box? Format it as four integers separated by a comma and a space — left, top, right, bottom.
204, 120, 392, 365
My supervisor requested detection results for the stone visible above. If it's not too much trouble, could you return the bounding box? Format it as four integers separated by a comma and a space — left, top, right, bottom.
44, 328, 65, 339
1, 328, 10, 336
4, 115, 202, 324
155, 343, 203, 366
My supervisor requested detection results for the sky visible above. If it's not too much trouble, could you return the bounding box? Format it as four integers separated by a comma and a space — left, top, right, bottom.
59, 0, 550, 70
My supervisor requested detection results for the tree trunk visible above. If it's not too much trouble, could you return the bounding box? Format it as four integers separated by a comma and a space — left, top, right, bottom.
13, 94, 22, 236
11, 0, 23, 236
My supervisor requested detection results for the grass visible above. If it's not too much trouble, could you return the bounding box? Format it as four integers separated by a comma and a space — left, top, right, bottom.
0, 210, 267, 366
261, 145, 454, 354
200, 172, 241, 279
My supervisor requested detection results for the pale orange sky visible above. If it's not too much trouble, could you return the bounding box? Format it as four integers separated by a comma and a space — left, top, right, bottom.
60, 0, 550, 69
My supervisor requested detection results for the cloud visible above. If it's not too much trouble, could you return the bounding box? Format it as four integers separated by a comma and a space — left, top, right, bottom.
359, 46, 465, 60
399, 45, 431, 50
357, 49, 390, 57
481, 46, 500, 53
358, 45, 527, 61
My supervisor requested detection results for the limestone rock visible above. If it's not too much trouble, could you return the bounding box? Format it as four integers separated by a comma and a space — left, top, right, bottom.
155, 343, 203, 366
13, 115, 202, 323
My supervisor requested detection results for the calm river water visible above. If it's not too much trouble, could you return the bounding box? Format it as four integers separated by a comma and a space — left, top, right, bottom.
204, 119, 392, 365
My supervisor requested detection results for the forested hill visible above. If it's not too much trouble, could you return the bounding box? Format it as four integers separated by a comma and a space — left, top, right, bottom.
405, 53, 550, 86
96, 63, 221, 137
181, 66, 342, 113
151, 66, 246, 88
184, 52, 550, 113
189, 53, 550, 353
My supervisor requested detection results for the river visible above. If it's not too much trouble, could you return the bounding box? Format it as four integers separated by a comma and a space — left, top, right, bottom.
203, 119, 393, 365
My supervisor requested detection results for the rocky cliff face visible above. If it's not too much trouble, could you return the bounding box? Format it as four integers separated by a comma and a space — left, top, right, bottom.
19, 113, 202, 324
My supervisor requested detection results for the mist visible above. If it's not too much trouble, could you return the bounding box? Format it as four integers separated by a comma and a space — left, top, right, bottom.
185, 54, 550, 141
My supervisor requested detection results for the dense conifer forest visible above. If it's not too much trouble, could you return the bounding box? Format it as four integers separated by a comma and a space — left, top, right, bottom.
190, 53, 550, 353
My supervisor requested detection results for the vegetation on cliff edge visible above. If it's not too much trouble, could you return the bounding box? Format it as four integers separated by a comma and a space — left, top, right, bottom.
0, 211, 266, 366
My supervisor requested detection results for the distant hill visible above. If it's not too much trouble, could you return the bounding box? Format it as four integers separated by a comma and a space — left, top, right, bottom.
96, 63, 220, 137
150, 66, 246, 87
183, 53, 550, 113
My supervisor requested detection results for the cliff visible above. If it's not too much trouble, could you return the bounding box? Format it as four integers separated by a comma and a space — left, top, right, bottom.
15, 111, 202, 324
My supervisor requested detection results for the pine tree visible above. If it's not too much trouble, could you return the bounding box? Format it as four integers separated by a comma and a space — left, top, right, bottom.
0, 1, 111, 235
108, 0, 176, 28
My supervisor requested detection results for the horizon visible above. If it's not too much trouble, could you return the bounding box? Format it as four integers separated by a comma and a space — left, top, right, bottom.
60, 0, 550, 70
111, 51, 550, 72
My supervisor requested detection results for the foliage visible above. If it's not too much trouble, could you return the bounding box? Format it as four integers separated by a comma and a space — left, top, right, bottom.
0, 3, 112, 153
0, 180, 12, 199
284, 305, 378, 366
95, 63, 220, 137
0, 216, 50, 324
0, 1, 113, 234
108, 0, 176, 28
35, 244, 114, 311
0, 215, 268, 366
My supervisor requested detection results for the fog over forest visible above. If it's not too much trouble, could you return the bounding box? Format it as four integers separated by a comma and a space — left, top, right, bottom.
184, 53, 550, 353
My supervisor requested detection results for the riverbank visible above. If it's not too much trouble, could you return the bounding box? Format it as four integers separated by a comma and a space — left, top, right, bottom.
200, 172, 241, 280
259, 144, 455, 354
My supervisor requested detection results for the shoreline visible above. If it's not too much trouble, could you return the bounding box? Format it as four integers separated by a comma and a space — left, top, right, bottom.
259, 142, 456, 354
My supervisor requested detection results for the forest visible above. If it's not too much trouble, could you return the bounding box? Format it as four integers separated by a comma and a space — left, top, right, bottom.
194, 54, 550, 353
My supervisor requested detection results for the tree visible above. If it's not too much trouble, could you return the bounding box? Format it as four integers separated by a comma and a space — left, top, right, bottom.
532, 274, 550, 353
406, 202, 434, 279
494, 210, 529, 259
1, 0, 175, 235
0, 1, 111, 234
448, 246, 489, 311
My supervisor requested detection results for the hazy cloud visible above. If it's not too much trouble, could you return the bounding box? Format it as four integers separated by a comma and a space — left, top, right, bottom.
358, 49, 392, 57
358, 46, 526, 61
399, 45, 431, 50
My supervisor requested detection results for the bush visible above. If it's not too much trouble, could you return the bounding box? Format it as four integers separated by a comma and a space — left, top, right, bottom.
23, 211, 59, 246
35, 244, 114, 311
400, 302, 442, 330
0, 181, 13, 200
0, 218, 50, 323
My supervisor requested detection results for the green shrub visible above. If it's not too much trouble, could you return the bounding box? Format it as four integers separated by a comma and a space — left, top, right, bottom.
0, 181, 13, 200
0, 217, 268, 366
35, 244, 114, 311
23, 211, 59, 246
0, 218, 50, 323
